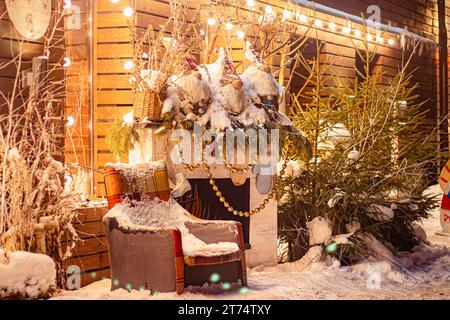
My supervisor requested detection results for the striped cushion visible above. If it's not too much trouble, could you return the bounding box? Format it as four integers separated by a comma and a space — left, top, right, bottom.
104, 162, 171, 208
184, 250, 242, 266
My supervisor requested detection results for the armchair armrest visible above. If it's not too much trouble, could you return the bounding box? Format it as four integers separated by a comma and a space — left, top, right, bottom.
103, 216, 184, 294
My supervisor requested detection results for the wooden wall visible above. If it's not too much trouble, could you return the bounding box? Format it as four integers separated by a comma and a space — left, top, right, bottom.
91, 0, 442, 194
65, 0, 92, 178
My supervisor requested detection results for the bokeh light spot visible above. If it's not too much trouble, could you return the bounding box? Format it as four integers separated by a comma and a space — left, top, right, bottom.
210, 273, 221, 283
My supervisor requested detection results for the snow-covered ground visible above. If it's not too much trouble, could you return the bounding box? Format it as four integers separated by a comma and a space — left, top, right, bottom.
53, 185, 450, 300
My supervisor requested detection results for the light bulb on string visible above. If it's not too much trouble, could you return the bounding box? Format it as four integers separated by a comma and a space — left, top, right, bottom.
282, 10, 292, 21
124, 60, 134, 71
207, 17, 216, 26
62, 57, 71, 68
354, 29, 361, 37
314, 19, 323, 28
123, 7, 134, 17
199, 29, 205, 36
265, 6, 273, 15
388, 38, 395, 46
63, 0, 71, 10
342, 26, 351, 34
328, 22, 336, 30
225, 22, 234, 31
246, 0, 255, 7
110, 0, 120, 3
298, 14, 308, 23
366, 34, 373, 41
67, 116, 75, 127
123, 111, 134, 125
237, 30, 245, 39
376, 35, 384, 44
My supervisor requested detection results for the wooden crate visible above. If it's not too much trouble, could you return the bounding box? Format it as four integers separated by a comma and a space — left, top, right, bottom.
63, 206, 110, 288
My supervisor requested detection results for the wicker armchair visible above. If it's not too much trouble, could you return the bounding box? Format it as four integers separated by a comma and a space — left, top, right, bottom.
103, 161, 247, 294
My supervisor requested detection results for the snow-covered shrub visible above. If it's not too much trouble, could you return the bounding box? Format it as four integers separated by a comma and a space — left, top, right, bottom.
0, 249, 56, 299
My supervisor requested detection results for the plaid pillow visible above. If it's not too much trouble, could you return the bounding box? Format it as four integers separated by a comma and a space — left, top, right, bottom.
104, 161, 170, 208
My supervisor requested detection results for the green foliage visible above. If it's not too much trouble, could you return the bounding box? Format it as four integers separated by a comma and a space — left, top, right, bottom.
106, 118, 140, 159
278, 44, 442, 263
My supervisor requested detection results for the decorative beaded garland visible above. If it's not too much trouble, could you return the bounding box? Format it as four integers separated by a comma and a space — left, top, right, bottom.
201, 159, 287, 218
175, 139, 286, 217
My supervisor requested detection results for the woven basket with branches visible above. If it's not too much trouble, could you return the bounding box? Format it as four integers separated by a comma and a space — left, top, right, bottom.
133, 89, 163, 122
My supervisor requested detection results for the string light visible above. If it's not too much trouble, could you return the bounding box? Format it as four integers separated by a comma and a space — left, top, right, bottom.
237, 30, 245, 39
388, 38, 395, 46
328, 22, 336, 30
63, 0, 71, 10
123, 111, 134, 125
67, 116, 75, 127
199, 29, 205, 36
342, 26, 351, 34
314, 19, 323, 27
265, 6, 273, 15
110, 0, 120, 3
123, 7, 134, 17
282, 9, 292, 21
225, 22, 234, 31
298, 14, 308, 23
246, 0, 255, 7
207, 17, 216, 26
124, 60, 134, 71
366, 34, 373, 41
354, 29, 361, 37
142, 52, 149, 59
62, 57, 71, 68
376, 35, 384, 44
64, 174, 73, 189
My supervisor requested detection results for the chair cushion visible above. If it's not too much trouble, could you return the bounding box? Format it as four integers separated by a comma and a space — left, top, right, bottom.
104, 161, 170, 208
184, 250, 242, 267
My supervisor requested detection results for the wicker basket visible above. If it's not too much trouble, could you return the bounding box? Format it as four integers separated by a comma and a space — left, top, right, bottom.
133, 89, 163, 122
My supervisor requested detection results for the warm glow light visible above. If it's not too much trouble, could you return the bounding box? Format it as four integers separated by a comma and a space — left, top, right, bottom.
67, 116, 75, 127
207, 18, 216, 26
62, 57, 71, 68
142, 52, 149, 59
225, 22, 234, 31
124, 60, 134, 71
314, 19, 323, 27
298, 14, 308, 23
328, 22, 336, 30
123, 7, 134, 17
342, 26, 351, 34
246, 0, 255, 7
63, 0, 71, 10
199, 29, 205, 36
366, 34, 373, 41
388, 38, 395, 46
354, 30, 361, 37
123, 111, 134, 125
237, 30, 245, 39
110, 0, 120, 3
64, 175, 73, 188
282, 10, 292, 21
376, 36, 384, 43
265, 6, 273, 15
163, 37, 172, 43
